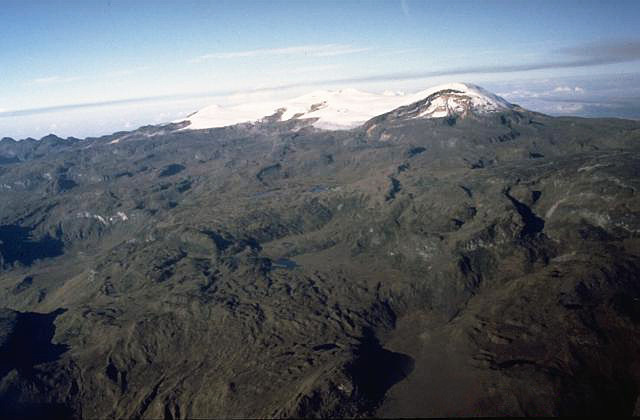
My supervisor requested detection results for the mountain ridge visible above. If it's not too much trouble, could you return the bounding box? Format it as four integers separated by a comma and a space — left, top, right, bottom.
178, 82, 516, 131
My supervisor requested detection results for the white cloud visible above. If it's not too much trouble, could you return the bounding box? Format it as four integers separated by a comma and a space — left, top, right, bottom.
548, 102, 585, 113
498, 89, 541, 99
376, 48, 424, 57
30, 75, 82, 85
499, 85, 586, 100
31, 76, 61, 84
283, 64, 340, 75
553, 85, 585, 94
191, 44, 371, 63
312, 46, 372, 57
105, 66, 150, 78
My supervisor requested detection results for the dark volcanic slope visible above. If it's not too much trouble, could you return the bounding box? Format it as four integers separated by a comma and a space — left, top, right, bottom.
1, 110, 640, 417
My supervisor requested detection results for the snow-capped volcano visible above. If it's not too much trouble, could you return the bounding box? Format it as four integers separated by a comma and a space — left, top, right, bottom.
407, 82, 513, 118
178, 83, 513, 131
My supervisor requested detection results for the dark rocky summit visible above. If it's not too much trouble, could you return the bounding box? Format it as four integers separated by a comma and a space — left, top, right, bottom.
1, 103, 640, 417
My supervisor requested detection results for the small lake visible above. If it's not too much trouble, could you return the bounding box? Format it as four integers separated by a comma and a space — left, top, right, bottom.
309, 185, 329, 193
271, 258, 298, 270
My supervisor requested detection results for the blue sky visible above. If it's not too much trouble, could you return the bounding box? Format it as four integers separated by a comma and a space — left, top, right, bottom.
1, 0, 640, 138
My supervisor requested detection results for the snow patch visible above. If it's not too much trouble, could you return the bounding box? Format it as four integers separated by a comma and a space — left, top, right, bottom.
77, 211, 129, 225
578, 163, 610, 172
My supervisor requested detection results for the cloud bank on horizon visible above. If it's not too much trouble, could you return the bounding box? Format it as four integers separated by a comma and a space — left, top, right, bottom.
1, 0, 639, 139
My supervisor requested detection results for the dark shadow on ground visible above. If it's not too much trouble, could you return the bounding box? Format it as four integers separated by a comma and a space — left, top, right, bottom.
346, 327, 415, 413
0, 308, 69, 377
0, 308, 71, 419
0, 224, 64, 267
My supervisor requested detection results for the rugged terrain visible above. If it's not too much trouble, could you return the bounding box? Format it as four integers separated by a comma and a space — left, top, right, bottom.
1, 86, 640, 417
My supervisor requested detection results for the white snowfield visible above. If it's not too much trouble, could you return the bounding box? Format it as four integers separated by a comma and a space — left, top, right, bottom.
178, 82, 513, 131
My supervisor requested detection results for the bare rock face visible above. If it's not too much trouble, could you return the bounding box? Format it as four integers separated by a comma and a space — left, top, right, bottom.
1, 98, 640, 417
